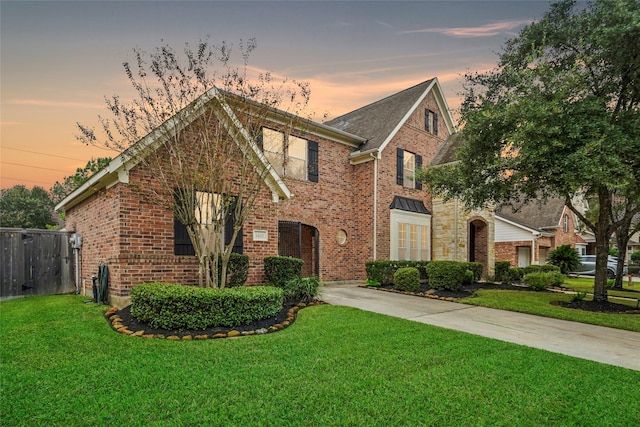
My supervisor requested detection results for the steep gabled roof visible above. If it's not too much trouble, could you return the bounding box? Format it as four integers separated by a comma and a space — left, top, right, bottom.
431, 132, 463, 166
56, 87, 296, 212
324, 78, 457, 158
495, 197, 568, 231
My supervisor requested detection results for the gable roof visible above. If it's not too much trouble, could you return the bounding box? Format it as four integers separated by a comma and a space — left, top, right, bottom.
431, 132, 463, 166
324, 78, 457, 162
495, 197, 568, 231
56, 87, 296, 212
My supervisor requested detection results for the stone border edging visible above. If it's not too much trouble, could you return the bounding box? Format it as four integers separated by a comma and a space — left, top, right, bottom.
104, 301, 324, 340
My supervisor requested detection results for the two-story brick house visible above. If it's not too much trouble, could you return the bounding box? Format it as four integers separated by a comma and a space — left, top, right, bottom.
57, 78, 457, 307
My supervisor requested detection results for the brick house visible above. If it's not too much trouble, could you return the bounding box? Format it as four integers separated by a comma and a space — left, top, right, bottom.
57, 79, 457, 307
428, 134, 496, 277
494, 198, 583, 267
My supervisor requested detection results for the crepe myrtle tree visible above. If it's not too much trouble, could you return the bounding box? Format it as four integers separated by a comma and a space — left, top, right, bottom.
419, 0, 640, 302
77, 37, 311, 288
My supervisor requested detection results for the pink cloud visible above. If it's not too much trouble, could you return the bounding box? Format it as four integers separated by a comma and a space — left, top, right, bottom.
401, 20, 533, 38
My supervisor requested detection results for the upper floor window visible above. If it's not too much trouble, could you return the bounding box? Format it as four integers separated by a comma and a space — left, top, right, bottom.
425, 109, 438, 135
261, 128, 318, 182
396, 148, 422, 190
562, 214, 569, 232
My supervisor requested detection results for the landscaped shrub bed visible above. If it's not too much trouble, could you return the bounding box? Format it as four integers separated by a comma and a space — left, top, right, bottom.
522, 272, 565, 290
426, 261, 467, 291
130, 282, 284, 330
365, 260, 429, 285
394, 267, 420, 292
264, 256, 304, 288
213, 253, 249, 287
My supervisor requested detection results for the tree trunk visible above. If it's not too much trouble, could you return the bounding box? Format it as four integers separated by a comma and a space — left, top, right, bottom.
592, 190, 613, 302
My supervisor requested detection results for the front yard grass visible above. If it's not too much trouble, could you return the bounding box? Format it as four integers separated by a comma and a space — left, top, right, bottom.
460, 277, 640, 332
2, 295, 640, 426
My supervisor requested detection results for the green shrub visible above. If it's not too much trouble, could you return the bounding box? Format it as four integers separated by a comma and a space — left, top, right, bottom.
366, 278, 381, 287
213, 253, 249, 287
365, 260, 429, 285
631, 250, 640, 265
463, 269, 475, 285
495, 261, 511, 283
130, 282, 284, 330
427, 261, 467, 291
509, 267, 524, 282
572, 291, 588, 302
264, 256, 304, 288
522, 272, 565, 291
394, 267, 420, 292
548, 245, 580, 274
284, 277, 321, 303
466, 262, 483, 282
607, 279, 615, 288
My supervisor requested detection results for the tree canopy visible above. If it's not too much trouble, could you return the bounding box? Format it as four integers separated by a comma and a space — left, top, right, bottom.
0, 185, 57, 229
76, 37, 311, 288
420, 0, 640, 301
50, 157, 112, 205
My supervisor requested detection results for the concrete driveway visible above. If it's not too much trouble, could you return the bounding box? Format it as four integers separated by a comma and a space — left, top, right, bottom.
321, 283, 640, 371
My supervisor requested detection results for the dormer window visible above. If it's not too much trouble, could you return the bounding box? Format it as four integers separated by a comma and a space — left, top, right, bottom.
425, 109, 438, 135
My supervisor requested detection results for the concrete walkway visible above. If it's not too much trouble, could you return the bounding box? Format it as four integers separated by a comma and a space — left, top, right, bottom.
321, 283, 640, 371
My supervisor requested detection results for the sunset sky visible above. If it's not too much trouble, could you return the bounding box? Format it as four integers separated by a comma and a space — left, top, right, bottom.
1, 0, 553, 191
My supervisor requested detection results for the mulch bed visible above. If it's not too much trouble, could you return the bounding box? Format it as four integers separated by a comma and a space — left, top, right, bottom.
105, 299, 323, 340
367, 282, 640, 314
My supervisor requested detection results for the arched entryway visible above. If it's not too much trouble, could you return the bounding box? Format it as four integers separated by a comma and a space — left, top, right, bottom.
278, 221, 319, 277
468, 218, 489, 277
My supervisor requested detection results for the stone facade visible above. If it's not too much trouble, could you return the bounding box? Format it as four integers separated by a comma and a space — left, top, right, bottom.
431, 197, 495, 278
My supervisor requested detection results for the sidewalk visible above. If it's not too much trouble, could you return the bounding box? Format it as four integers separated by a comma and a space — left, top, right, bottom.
321, 283, 640, 371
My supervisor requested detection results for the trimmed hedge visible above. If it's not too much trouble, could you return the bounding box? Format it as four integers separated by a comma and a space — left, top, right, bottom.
466, 262, 483, 282
523, 264, 561, 275
509, 267, 524, 282
264, 256, 304, 288
394, 267, 420, 292
214, 253, 249, 287
130, 282, 284, 330
522, 272, 565, 291
495, 261, 511, 283
426, 261, 467, 291
365, 260, 429, 285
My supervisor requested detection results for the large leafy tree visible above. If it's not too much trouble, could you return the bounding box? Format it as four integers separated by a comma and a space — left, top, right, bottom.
77, 37, 310, 288
50, 157, 112, 205
421, 0, 640, 302
0, 185, 57, 229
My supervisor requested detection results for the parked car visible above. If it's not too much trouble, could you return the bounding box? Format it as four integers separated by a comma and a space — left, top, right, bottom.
570, 255, 627, 279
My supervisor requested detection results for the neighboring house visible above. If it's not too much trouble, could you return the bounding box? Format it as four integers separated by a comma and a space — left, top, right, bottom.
57, 79, 458, 307
428, 134, 495, 277
494, 198, 582, 267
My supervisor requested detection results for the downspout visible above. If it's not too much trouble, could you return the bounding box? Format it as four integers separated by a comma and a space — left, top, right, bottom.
454, 198, 459, 260
372, 153, 378, 260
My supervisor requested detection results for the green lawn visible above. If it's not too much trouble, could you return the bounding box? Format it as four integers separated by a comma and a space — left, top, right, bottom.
563, 277, 640, 300
460, 278, 640, 333
2, 295, 639, 426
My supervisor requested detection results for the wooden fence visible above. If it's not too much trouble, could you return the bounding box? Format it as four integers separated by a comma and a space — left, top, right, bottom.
1, 228, 75, 299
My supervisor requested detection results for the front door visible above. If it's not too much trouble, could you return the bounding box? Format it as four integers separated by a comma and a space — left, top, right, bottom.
517, 246, 531, 268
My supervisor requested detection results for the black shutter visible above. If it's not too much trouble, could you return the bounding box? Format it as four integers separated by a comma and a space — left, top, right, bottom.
433, 113, 438, 135
307, 140, 319, 182
174, 218, 195, 256
425, 109, 430, 132
396, 148, 404, 186
415, 155, 423, 190
224, 198, 243, 254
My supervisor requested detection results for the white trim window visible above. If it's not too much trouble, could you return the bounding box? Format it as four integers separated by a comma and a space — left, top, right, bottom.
261, 127, 319, 182
390, 209, 431, 261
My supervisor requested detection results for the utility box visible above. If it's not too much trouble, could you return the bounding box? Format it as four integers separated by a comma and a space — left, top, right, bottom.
70, 233, 83, 249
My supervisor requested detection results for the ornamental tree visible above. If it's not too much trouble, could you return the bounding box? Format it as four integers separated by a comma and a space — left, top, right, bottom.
77, 37, 311, 288
420, 0, 640, 302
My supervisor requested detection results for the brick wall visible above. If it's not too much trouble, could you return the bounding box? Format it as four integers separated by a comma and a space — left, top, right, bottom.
375, 91, 450, 260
